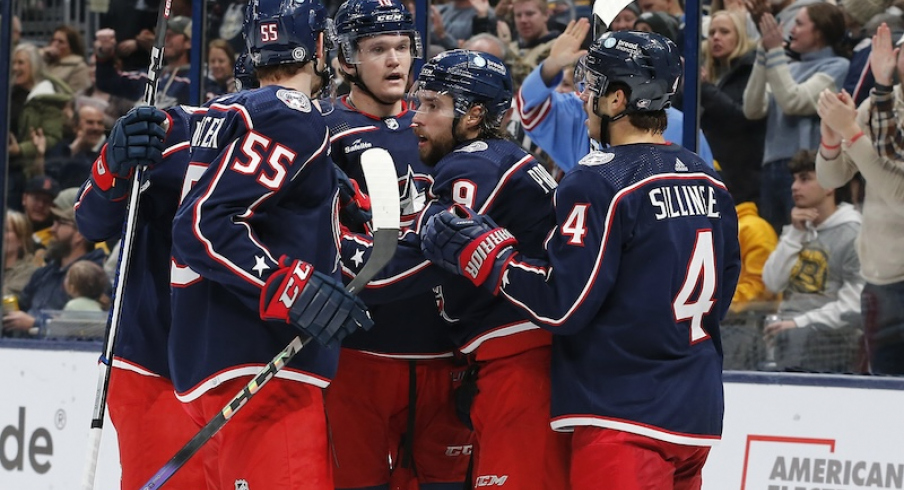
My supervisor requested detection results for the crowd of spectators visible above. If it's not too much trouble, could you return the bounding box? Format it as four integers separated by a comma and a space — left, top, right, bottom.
5, 0, 904, 376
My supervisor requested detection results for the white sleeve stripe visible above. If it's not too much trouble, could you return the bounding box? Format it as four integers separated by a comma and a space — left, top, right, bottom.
502, 172, 727, 326
208, 102, 254, 130
163, 141, 190, 157
516, 90, 552, 131
330, 125, 379, 142
477, 154, 533, 214
192, 141, 269, 287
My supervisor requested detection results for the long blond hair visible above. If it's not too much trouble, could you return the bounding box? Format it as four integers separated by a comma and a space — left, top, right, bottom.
5, 210, 34, 258
702, 10, 756, 84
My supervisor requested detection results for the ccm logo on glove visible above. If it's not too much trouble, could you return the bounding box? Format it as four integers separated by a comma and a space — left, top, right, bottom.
279, 262, 313, 309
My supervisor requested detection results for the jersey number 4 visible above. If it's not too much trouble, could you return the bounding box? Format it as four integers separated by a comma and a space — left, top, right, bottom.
673, 230, 717, 343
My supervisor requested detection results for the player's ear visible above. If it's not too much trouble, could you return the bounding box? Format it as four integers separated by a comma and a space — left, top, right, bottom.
464, 105, 486, 130
609, 88, 628, 113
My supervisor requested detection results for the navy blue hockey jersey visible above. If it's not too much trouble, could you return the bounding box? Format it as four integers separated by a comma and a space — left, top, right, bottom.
75, 105, 195, 379
342, 138, 557, 354
324, 96, 454, 357
170, 86, 341, 398
498, 143, 741, 444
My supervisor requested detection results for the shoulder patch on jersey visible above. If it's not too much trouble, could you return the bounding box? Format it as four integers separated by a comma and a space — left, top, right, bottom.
276, 89, 312, 113
578, 151, 615, 166
455, 141, 489, 153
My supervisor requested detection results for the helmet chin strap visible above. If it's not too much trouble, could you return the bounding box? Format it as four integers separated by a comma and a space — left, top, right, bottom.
591, 94, 628, 147
345, 67, 398, 107
314, 58, 331, 99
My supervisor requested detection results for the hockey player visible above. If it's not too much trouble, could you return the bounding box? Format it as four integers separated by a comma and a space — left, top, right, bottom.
169, 0, 373, 488
341, 49, 570, 489
421, 31, 742, 489
323, 1, 472, 488
515, 18, 715, 172
74, 105, 210, 490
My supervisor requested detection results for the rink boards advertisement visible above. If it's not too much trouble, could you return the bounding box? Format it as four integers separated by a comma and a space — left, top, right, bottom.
2, 345, 903, 489
1, 345, 120, 489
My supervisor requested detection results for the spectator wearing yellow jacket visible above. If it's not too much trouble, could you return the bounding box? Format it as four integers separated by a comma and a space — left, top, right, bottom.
732, 201, 778, 313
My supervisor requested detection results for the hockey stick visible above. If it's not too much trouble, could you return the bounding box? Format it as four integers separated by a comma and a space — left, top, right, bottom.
591, 0, 635, 37
138, 148, 401, 490
80, 2, 176, 489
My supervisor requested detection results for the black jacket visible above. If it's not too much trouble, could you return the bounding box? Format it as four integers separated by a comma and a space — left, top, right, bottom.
700, 50, 766, 204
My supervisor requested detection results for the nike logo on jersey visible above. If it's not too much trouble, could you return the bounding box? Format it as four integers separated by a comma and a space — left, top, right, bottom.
649, 184, 721, 220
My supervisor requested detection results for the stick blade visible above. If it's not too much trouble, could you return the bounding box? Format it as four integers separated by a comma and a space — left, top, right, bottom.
361, 148, 401, 233
592, 0, 635, 36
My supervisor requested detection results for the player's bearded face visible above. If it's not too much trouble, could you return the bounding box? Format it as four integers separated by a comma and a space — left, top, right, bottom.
411, 90, 457, 166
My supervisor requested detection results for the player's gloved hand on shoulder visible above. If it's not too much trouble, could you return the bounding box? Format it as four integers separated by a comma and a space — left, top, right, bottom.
92, 106, 167, 201
260, 256, 374, 347
335, 166, 373, 229
420, 205, 518, 293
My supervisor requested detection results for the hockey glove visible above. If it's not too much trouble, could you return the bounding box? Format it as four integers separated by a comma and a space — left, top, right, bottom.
420, 205, 518, 292
92, 106, 167, 201
260, 257, 374, 347
335, 166, 373, 229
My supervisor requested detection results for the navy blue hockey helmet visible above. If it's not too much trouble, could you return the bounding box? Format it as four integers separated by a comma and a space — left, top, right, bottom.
245, 0, 330, 68
334, 0, 423, 64
575, 30, 681, 113
410, 49, 513, 127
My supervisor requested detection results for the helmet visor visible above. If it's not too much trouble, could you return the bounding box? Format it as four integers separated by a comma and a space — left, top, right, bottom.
574, 55, 608, 96
408, 84, 458, 118
339, 31, 422, 64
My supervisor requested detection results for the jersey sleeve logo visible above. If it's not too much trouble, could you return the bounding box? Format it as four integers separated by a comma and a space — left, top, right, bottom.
455, 141, 489, 153
276, 89, 311, 113
578, 151, 615, 166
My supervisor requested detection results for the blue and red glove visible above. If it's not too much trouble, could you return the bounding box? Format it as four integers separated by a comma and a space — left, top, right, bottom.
335, 165, 372, 229
260, 256, 374, 347
420, 205, 518, 293
92, 106, 167, 200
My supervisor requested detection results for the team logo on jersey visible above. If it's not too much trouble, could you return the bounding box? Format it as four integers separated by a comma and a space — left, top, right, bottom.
384, 118, 399, 130
276, 89, 311, 113
579, 151, 615, 166
675, 158, 688, 171
399, 166, 427, 220
235, 479, 250, 490
455, 141, 488, 153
